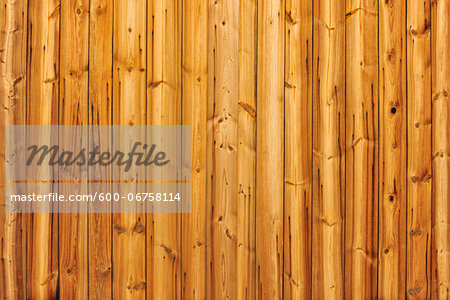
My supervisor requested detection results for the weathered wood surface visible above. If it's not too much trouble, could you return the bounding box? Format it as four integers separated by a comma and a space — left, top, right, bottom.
285, 0, 312, 298
112, 0, 147, 299
345, 0, 379, 298
0, 0, 447, 299
407, 0, 432, 298
88, 0, 113, 299
256, 0, 285, 299
378, 0, 407, 298
313, 0, 345, 298
431, 1, 450, 299
0, 0, 27, 298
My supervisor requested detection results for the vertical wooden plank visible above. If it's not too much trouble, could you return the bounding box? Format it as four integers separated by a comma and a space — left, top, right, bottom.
345, 0, 379, 298
112, 0, 147, 298
256, 0, 284, 299
26, 0, 60, 298
237, 0, 257, 298
406, 0, 432, 298
431, 0, 449, 298
88, 0, 113, 298
312, 0, 345, 298
0, 0, 27, 298
206, 0, 215, 296
181, 0, 208, 298
378, 0, 407, 297
146, 0, 182, 298
59, 0, 89, 298
208, 0, 239, 298
284, 0, 312, 298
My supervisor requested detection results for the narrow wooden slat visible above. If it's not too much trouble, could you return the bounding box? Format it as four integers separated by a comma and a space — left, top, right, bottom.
345, 0, 379, 298
256, 0, 284, 298
406, 0, 432, 298
378, 0, 407, 297
206, 0, 215, 296
312, 0, 345, 298
208, 0, 239, 298
88, 0, 113, 298
0, 0, 27, 298
146, 0, 182, 298
26, 0, 60, 298
112, 0, 147, 298
284, 0, 312, 298
181, 0, 208, 298
431, 1, 449, 298
237, 0, 257, 298
59, 0, 89, 298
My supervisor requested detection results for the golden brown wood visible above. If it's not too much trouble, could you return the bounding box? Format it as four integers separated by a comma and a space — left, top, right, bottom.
112, 0, 147, 298
59, 0, 89, 298
378, 0, 407, 298
88, 0, 113, 298
207, 0, 239, 298
26, 0, 60, 298
345, 0, 379, 298
181, 0, 208, 298
0, 0, 27, 298
256, 0, 284, 299
284, 0, 312, 298
312, 0, 345, 298
146, 0, 182, 298
406, 0, 432, 298
431, 1, 450, 299
1, 0, 450, 297
206, 2, 214, 296
237, 0, 257, 298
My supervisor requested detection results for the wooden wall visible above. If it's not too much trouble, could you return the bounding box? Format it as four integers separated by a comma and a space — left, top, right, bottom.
0, 0, 449, 299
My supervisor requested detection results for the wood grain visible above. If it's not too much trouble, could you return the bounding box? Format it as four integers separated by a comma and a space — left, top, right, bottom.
378, 0, 407, 298
345, 0, 379, 298
88, 0, 113, 298
147, 0, 182, 298
431, 0, 450, 299
237, 0, 257, 298
284, 0, 312, 298
256, 0, 284, 299
0, 0, 27, 298
312, 0, 345, 298
208, 0, 239, 298
181, 0, 208, 298
59, 0, 89, 298
26, 1, 60, 298
0, 1, 449, 298
112, 0, 147, 298
407, 0, 432, 298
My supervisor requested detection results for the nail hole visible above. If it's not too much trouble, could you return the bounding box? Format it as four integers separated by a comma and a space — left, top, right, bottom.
390, 107, 397, 114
